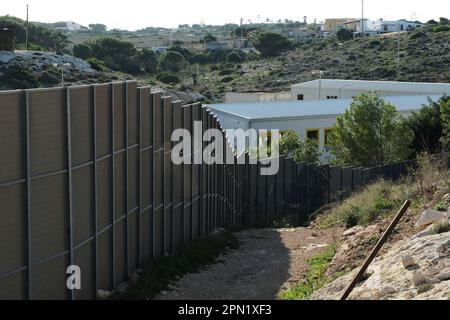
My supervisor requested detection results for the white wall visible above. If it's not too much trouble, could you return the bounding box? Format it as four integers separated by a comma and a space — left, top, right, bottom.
225, 92, 291, 103
291, 85, 450, 101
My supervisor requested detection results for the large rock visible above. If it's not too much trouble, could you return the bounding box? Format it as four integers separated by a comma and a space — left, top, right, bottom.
311, 232, 450, 300
416, 209, 447, 228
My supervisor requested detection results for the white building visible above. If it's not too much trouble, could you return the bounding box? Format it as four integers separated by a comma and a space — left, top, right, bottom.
366, 19, 423, 33
224, 91, 291, 103
291, 79, 450, 101
208, 95, 442, 162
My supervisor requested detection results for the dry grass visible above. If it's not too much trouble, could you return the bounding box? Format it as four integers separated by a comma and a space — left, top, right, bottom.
316, 179, 406, 229
315, 154, 450, 230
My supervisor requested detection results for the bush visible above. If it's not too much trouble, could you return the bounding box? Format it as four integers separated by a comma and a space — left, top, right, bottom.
315, 180, 404, 229
189, 52, 210, 65
0, 15, 68, 51
433, 25, 450, 32
220, 75, 234, 83
337, 29, 353, 41
157, 72, 180, 84
406, 97, 446, 156
87, 57, 108, 72
158, 51, 187, 73
0, 66, 40, 89
328, 93, 413, 167
226, 50, 246, 63
89, 37, 143, 74
252, 32, 293, 57
73, 44, 92, 60
140, 49, 158, 74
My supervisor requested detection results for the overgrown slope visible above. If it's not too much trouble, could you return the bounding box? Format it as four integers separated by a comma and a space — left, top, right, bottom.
193, 26, 450, 100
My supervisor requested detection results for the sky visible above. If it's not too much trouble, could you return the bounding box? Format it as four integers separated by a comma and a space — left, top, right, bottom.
1, 0, 449, 30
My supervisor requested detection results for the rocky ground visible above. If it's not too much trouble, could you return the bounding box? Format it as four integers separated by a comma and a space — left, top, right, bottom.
154, 227, 342, 300
311, 207, 450, 300
0, 50, 129, 90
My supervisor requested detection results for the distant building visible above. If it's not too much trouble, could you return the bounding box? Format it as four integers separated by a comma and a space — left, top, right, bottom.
286, 28, 317, 40
366, 19, 423, 33
225, 79, 450, 104
291, 79, 450, 101
225, 91, 292, 103
208, 95, 442, 162
321, 18, 358, 34
0, 28, 15, 51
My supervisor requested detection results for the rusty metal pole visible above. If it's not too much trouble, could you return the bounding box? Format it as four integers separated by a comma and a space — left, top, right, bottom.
340, 200, 411, 300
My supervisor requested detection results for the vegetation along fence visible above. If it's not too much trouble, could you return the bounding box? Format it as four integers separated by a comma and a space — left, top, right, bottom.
0, 81, 417, 300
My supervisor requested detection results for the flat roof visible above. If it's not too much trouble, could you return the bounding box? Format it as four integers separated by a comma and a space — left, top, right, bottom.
208, 95, 442, 121
291, 79, 450, 93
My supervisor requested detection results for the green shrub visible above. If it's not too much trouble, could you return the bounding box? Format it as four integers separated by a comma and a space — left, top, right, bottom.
433, 25, 450, 32
87, 57, 108, 72
1, 66, 40, 89
157, 72, 180, 84
429, 221, 450, 235
73, 43, 92, 60
220, 75, 234, 83
280, 244, 337, 300
158, 51, 187, 73
316, 180, 404, 229
252, 32, 293, 57
226, 50, 245, 63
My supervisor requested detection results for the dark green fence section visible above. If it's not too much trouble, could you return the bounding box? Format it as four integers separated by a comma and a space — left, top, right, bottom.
0, 82, 420, 300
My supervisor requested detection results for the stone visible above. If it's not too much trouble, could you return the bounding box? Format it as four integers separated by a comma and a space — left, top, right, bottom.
412, 272, 428, 287
377, 286, 396, 298
402, 255, 416, 268
437, 268, 450, 281
97, 290, 111, 299
443, 194, 450, 202
425, 266, 440, 276
342, 226, 364, 238
416, 209, 447, 228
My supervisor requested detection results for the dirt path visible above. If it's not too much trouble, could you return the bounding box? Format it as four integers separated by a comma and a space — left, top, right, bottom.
155, 227, 342, 300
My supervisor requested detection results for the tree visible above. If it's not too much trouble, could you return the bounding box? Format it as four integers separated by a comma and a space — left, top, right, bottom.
73, 43, 92, 60
0, 15, 68, 51
168, 45, 191, 60
337, 28, 353, 41
279, 130, 321, 163
89, 37, 142, 74
88, 24, 107, 32
202, 34, 217, 44
189, 52, 210, 64
158, 51, 187, 72
440, 97, 450, 151
139, 49, 158, 74
328, 93, 413, 167
226, 50, 244, 63
406, 97, 445, 156
252, 32, 293, 57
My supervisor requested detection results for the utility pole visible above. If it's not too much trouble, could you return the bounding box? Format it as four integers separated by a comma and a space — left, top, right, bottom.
397, 24, 401, 70
361, 0, 365, 39
26, 4, 29, 50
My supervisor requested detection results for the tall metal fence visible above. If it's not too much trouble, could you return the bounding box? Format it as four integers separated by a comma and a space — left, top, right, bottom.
0, 81, 417, 300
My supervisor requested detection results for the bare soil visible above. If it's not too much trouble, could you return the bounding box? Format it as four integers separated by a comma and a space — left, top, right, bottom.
155, 227, 342, 300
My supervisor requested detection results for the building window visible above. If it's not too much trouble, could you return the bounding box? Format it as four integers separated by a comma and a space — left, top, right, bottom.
297, 94, 304, 101
306, 129, 320, 145
324, 128, 333, 147
326, 96, 338, 100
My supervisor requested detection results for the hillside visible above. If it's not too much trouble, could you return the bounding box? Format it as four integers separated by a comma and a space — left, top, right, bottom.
191, 26, 450, 100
